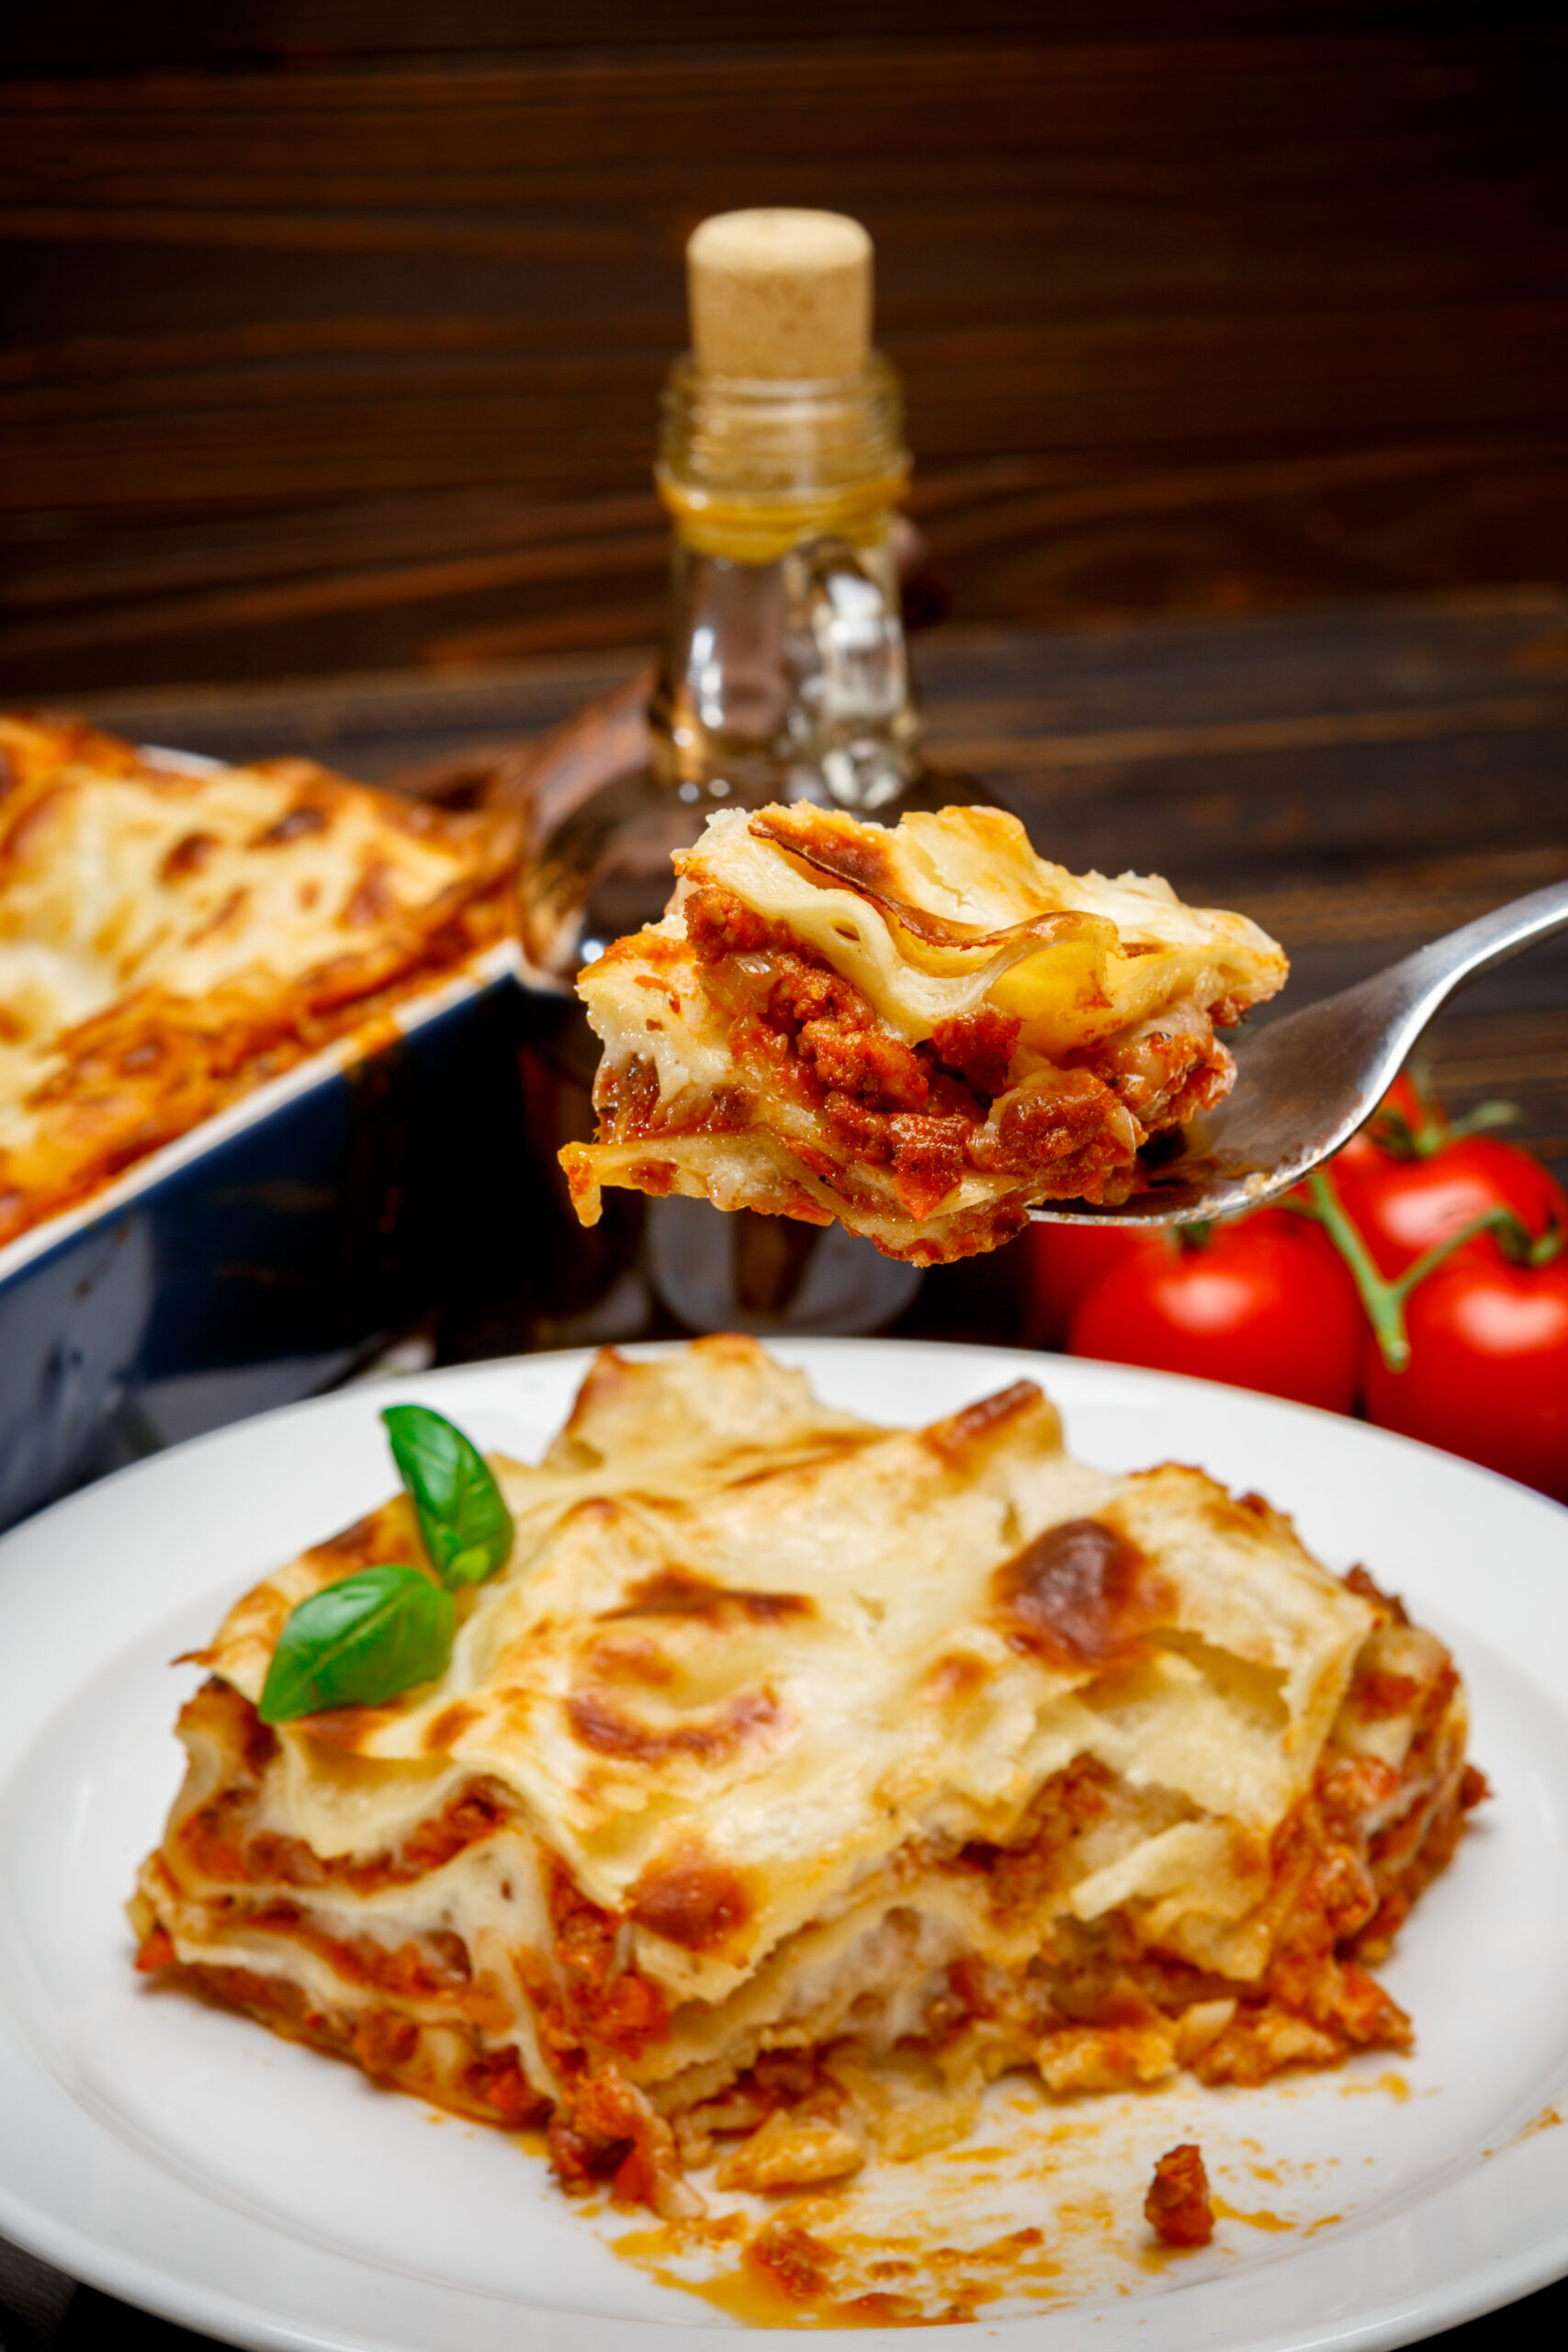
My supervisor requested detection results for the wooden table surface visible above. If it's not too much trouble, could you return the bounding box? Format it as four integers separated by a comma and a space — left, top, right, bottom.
23, 584, 1568, 2346
9, 12, 1568, 693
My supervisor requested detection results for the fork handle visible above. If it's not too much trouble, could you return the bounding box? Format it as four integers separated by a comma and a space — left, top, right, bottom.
1395, 876, 1568, 1011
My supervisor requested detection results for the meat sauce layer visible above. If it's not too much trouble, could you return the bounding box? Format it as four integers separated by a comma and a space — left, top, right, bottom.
596, 882, 1233, 1221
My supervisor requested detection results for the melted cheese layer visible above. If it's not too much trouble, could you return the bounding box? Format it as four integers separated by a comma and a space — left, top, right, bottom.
680, 805, 1284, 1053
185, 1338, 1371, 2005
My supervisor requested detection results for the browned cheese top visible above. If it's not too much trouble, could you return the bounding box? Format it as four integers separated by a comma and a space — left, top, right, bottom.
196, 1336, 1372, 2003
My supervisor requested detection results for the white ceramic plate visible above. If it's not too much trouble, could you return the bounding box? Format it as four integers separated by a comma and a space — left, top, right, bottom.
1, 1341, 1565, 2351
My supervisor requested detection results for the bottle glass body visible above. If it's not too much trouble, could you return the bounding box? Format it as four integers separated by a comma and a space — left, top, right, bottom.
513, 355, 982, 1343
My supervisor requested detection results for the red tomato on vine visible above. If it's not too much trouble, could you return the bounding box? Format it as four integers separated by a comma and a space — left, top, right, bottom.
1336, 1135, 1567, 1280
1360, 1250, 1568, 1501
1066, 1208, 1362, 1413
1017, 1223, 1155, 1349
1300, 1068, 1568, 1502
1332, 1073, 1567, 1278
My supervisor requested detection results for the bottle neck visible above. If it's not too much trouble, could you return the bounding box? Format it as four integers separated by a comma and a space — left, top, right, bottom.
649, 356, 923, 813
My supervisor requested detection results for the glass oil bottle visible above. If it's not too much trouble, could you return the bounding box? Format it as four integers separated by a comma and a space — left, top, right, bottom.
514, 209, 986, 1343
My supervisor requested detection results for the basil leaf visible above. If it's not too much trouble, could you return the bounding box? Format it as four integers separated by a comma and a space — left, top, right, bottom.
258, 1565, 455, 1723
381, 1403, 513, 1589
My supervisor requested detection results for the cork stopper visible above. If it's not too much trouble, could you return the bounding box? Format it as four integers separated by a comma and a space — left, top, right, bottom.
686, 209, 873, 381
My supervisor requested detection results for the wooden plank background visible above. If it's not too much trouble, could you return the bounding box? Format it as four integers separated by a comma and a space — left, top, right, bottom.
5, 4, 1568, 693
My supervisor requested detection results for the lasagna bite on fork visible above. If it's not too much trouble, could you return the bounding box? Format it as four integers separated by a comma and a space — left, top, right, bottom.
558, 803, 1287, 1263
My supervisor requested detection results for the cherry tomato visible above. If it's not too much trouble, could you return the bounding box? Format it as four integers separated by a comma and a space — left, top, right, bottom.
1066, 1209, 1362, 1412
1361, 1253, 1568, 1502
1334, 1133, 1568, 1279
1337, 1071, 1432, 1164
1018, 1223, 1159, 1349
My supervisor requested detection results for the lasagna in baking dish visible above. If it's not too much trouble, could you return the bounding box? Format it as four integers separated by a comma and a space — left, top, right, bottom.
0, 714, 520, 1246
559, 804, 1287, 1262
132, 1338, 1480, 2218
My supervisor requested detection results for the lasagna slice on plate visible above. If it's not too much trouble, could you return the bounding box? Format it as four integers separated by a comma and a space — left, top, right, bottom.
559, 804, 1287, 1262
133, 1337, 1479, 2220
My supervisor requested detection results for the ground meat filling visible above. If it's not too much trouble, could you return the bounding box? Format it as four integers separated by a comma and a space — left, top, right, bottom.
1145, 2144, 1214, 2247
1068, 997, 1235, 1131
969, 1069, 1137, 1194
605, 882, 1235, 1218
592, 1051, 661, 1136
930, 1008, 1022, 1100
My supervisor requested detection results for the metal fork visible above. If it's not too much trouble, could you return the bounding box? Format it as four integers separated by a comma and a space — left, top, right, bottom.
1029, 877, 1568, 1224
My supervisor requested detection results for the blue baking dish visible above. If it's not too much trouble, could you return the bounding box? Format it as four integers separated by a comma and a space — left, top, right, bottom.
0, 939, 530, 1533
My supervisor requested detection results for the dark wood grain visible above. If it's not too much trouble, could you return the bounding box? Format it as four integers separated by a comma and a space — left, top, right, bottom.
4, 12, 1568, 690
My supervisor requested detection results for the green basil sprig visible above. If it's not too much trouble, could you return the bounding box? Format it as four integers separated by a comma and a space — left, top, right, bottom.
381, 1403, 513, 1589
258, 1564, 455, 1724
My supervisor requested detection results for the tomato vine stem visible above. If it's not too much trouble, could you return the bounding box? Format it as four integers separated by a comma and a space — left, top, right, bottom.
1291, 1169, 1533, 1373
